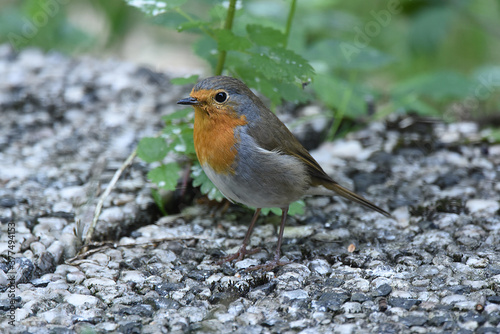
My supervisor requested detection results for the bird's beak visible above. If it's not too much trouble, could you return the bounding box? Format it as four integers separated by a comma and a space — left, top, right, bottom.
177, 97, 199, 105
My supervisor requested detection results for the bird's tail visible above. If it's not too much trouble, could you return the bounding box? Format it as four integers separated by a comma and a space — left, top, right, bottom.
325, 182, 392, 218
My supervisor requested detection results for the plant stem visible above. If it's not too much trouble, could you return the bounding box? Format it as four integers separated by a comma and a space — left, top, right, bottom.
176, 8, 214, 38
215, 0, 237, 76
84, 148, 137, 247
284, 0, 297, 48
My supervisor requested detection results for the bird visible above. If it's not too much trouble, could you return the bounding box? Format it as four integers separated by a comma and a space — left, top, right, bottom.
177, 76, 391, 271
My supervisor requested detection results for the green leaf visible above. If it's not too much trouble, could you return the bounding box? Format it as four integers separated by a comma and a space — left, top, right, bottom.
289, 200, 306, 215
215, 30, 252, 51
147, 163, 181, 191
307, 39, 394, 71
162, 108, 192, 123
137, 137, 168, 163
312, 74, 372, 117
0, 5, 94, 53
246, 24, 285, 48
261, 200, 305, 216
191, 164, 224, 202
261, 207, 282, 216
274, 81, 311, 104
232, 66, 283, 105
408, 6, 454, 55
194, 35, 218, 70
176, 20, 209, 32
392, 71, 475, 101
149, 11, 185, 28
249, 53, 284, 80
483, 127, 500, 144
473, 65, 500, 98
273, 48, 315, 81
249, 47, 314, 82
390, 95, 440, 116
125, 0, 186, 16
209, 4, 227, 21
151, 188, 167, 216
159, 122, 195, 155
171, 75, 199, 85
162, 122, 191, 137
232, 64, 311, 105
170, 127, 195, 155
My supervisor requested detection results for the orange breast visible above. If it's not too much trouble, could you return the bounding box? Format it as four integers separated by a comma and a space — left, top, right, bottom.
193, 106, 247, 174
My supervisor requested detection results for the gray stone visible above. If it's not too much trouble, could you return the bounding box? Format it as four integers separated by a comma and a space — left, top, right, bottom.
2, 47, 499, 334
308, 259, 331, 275
281, 289, 309, 301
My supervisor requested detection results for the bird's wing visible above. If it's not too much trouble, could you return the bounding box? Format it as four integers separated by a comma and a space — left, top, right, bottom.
246, 107, 392, 218
246, 108, 335, 187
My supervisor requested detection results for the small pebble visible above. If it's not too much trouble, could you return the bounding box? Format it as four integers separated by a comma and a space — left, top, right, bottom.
466, 199, 499, 216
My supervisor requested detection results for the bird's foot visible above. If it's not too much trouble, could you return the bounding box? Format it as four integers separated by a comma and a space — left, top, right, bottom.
217, 245, 261, 264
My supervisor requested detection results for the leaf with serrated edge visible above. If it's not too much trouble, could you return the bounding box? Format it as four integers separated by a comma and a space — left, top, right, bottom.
215, 30, 252, 51
260, 201, 305, 216
249, 48, 314, 81
137, 137, 168, 163
147, 163, 181, 191
247, 24, 285, 48
191, 164, 224, 201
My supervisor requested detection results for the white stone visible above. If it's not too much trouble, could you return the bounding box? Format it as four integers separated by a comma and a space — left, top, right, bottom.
455, 301, 479, 311
391, 290, 414, 299
99, 207, 125, 223
46, 241, 64, 264
312, 228, 350, 241
64, 86, 84, 103
60, 186, 87, 205
372, 277, 392, 289
206, 273, 223, 284
234, 258, 260, 270
29, 242, 46, 257
66, 272, 85, 284
462, 280, 488, 290
64, 294, 100, 308
308, 259, 331, 275
393, 206, 410, 228
121, 270, 146, 284
52, 201, 73, 213
466, 256, 489, 268
283, 225, 315, 239
343, 278, 370, 292
466, 199, 499, 216
328, 140, 365, 159
84, 277, 116, 288
333, 324, 356, 334
282, 289, 309, 300
342, 302, 362, 313
441, 294, 468, 305
413, 231, 452, 247
460, 320, 479, 331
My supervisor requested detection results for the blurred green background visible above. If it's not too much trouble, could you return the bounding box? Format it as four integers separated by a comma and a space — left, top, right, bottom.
1, 0, 499, 123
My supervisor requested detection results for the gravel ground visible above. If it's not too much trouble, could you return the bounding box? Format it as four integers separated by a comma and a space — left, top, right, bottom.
1, 45, 499, 334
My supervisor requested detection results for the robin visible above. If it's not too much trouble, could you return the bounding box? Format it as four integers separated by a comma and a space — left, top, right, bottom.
178, 76, 391, 271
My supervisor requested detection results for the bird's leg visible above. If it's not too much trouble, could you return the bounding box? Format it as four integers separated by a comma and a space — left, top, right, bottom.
217, 208, 262, 264
246, 206, 292, 271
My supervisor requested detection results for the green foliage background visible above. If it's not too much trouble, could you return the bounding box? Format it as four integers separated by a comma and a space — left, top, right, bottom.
2, 0, 499, 214
2, 0, 499, 116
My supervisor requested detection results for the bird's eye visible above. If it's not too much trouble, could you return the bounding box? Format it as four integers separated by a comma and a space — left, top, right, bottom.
214, 91, 228, 103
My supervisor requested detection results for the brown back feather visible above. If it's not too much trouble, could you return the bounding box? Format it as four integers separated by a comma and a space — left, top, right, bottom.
246, 106, 391, 218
